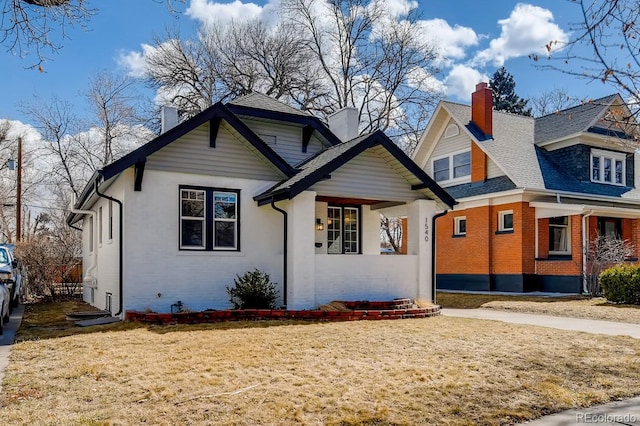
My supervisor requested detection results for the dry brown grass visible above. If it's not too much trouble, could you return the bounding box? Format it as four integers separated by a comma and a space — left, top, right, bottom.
482, 298, 640, 324
437, 291, 640, 324
2, 314, 640, 425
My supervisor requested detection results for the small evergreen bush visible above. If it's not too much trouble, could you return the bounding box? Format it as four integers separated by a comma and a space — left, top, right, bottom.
600, 264, 640, 304
226, 269, 279, 309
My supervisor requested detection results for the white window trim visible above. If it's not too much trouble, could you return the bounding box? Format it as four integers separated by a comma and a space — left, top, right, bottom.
590, 148, 626, 186
180, 188, 207, 250
454, 216, 466, 236
431, 149, 471, 186
498, 210, 514, 232
549, 216, 571, 255
213, 191, 239, 251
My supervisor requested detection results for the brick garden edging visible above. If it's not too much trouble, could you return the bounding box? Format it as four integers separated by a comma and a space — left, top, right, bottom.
125, 299, 441, 325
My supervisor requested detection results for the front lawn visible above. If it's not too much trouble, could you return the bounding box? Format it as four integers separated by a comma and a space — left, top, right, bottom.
1, 304, 639, 425
438, 292, 640, 324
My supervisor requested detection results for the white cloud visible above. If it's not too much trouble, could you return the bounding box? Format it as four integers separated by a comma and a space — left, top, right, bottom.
372, 0, 417, 18
473, 3, 569, 66
117, 44, 157, 78
186, 0, 272, 27
444, 65, 489, 101
418, 19, 479, 65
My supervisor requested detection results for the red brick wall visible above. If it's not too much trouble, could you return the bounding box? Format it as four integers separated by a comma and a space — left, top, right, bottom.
471, 141, 486, 183
435, 202, 536, 276
535, 215, 583, 276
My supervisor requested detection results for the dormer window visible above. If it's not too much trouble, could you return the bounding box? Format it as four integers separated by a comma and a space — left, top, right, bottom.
591, 149, 626, 186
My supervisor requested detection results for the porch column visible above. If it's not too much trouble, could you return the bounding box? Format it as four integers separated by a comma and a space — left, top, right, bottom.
287, 191, 317, 309
407, 199, 438, 302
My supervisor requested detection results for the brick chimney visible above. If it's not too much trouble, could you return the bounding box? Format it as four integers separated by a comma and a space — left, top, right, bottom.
471, 82, 492, 138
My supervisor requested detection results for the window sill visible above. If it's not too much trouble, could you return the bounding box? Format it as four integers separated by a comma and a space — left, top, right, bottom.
452, 234, 466, 238
535, 256, 572, 261
177, 251, 245, 257
495, 230, 514, 235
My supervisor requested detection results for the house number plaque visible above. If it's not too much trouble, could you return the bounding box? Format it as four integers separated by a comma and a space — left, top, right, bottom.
424, 218, 429, 242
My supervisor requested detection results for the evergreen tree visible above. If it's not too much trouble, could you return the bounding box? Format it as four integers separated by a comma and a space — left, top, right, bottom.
489, 67, 532, 116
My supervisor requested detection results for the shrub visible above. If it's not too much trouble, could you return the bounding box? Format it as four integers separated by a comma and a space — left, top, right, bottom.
226, 269, 279, 309
600, 264, 640, 304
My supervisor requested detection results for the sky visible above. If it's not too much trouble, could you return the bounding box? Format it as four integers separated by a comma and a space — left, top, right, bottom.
0, 0, 621, 129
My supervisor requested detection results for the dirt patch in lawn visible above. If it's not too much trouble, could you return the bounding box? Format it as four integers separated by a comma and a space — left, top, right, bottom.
436, 292, 585, 309
1, 315, 639, 425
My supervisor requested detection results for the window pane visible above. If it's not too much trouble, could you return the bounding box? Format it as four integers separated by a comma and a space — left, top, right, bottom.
344, 208, 359, 253
214, 192, 237, 219
503, 213, 513, 230
549, 226, 568, 252
214, 222, 235, 247
433, 158, 449, 181
615, 160, 624, 184
458, 219, 466, 234
604, 158, 612, 182
327, 207, 342, 254
182, 220, 204, 247
592, 156, 600, 180
453, 152, 470, 178
182, 189, 205, 217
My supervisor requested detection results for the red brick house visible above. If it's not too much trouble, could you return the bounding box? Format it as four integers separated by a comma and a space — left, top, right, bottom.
413, 83, 640, 293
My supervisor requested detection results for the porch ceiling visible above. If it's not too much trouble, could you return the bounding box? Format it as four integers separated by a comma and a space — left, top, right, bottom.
316, 195, 384, 205
531, 201, 640, 219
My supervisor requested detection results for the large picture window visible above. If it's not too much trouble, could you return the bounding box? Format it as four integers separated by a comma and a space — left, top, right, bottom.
180, 186, 239, 251
432, 150, 471, 184
591, 149, 626, 185
327, 206, 360, 254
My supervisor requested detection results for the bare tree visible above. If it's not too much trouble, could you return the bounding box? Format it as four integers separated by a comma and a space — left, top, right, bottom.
84, 70, 151, 166
145, 22, 327, 119
281, 0, 441, 149
529, 88, 577, 117
541, 1, 640, 114
380, 214, 402, 253
1, 0, 188, 67
583, 233, 634, 296
142, 0, 442, 150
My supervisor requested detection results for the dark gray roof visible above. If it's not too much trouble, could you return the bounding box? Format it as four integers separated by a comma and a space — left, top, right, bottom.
534, 94, 620, 144
229, 92, 311, 117
443, 176, 517, 199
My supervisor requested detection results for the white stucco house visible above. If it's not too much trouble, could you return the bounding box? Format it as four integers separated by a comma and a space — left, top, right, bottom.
67, 93, 455, 316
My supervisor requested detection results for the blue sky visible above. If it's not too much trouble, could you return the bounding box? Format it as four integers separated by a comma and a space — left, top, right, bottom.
0, 0, 618, 126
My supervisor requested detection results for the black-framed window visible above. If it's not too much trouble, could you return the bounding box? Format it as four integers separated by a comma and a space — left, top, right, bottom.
454, 216, 466, 236
327, 205, 360, 254
179, 186, 240, 251
498, 210, 514, 232
598, 217, 622, 239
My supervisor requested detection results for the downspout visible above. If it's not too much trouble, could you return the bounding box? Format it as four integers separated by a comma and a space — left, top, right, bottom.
69, 196, 97, 288
94, 178, 124, 318
431, 210, 448, 304
270, 198, 288, 308
582, 209, 595, 294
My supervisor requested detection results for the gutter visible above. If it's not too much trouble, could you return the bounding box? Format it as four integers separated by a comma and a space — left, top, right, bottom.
69, 196, 98, 289
582, 210, 595, 295
94, 177, 125, 318
431, 210, 448, 304
270, 198, 288, 308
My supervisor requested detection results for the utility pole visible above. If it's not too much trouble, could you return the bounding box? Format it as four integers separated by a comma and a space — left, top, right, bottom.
16, 137, 22, 242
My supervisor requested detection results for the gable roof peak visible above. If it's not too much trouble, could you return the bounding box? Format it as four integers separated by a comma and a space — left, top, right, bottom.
229, 92, 311, 117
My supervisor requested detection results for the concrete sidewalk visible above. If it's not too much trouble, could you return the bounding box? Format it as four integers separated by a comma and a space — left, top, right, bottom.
443, 308, 640, 424
0, 304, 24, 394
442, 308, 640, 339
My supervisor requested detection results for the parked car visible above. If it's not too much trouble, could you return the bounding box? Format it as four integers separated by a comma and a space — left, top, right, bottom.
0, 244, 22, 309
0, 283, 9, 333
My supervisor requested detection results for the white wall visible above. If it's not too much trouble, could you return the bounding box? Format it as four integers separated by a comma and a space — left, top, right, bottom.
121, 170, 284, 312
315, 255, 418, 303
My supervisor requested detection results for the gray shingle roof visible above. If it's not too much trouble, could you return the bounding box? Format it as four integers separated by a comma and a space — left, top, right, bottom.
229, 92, 312, 117
534, 94, 619, 144
442, 101, 544, 190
